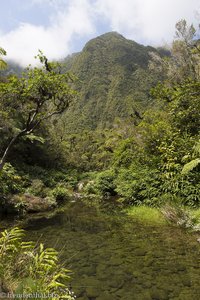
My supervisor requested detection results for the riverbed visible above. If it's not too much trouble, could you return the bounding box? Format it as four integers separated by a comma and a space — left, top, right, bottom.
23, 200, 200, 300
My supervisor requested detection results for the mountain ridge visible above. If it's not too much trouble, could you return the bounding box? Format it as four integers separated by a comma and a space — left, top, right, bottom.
61, 31, 161, 131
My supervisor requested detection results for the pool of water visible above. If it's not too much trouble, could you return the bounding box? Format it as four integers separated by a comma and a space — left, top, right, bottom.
23, 200, 200, 300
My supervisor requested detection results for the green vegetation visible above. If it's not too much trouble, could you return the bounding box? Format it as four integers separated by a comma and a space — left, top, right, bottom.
64, 20, 199, 210
0, 51, 77, 171
0, 227, 75, 299
0, 19, 200, 297
125, 206, 167, 226
1, 20, 199, 212
0, 47, 7, 70
61, 32, 161, 132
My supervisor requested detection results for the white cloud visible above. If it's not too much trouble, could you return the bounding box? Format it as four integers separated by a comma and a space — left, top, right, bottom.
1, 0, 95, 66
95, 0, 200, 45
1, 0, 200, 66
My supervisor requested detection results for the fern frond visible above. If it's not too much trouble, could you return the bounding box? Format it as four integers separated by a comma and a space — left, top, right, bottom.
194, 141, 200, 155
182, 158, 200, 175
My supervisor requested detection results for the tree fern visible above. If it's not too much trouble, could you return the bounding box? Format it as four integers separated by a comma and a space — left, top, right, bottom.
182, 140, 200, 175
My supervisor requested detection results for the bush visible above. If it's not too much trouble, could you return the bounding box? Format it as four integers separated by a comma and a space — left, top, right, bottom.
82, 170, 117, 197
95, 169, 117, 197
114, 165, 161, 205
0, 227, 75, 299
25, 179, 49, 198
51, 185, 71, 203
0, 163, 26, 196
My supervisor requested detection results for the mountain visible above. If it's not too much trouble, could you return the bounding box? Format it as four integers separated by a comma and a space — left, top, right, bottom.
62, 32, 161, 132
1, 60, 23, 76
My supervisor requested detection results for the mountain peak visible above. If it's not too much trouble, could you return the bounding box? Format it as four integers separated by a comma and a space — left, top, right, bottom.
83, 31, 128, 51
62, 33, 159, 131
98, 31, 125, 39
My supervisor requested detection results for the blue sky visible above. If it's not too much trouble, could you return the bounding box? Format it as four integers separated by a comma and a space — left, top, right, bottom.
0, 0, 200, 66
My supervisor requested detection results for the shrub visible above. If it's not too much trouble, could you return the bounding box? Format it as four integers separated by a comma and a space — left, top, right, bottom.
82, 170, 117, 197
95, 169, 117, 197
114, 166, 161, 205
51, 185, 71, 203
0, 163, 26, 196
83, 180, 99, 195
0, 227, 75, 299
25, 179, 48, 197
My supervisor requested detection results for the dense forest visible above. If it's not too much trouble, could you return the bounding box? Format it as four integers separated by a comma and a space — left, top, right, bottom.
0, 19, 200, 298
0, 20, 199, 210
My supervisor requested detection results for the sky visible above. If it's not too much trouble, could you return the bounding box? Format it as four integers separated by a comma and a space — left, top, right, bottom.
0, 0, 200, 66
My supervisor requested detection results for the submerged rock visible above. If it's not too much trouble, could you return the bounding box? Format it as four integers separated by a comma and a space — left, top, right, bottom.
96, 292, 115, 300
80, 277, 101, 298
150, 287, 169, 300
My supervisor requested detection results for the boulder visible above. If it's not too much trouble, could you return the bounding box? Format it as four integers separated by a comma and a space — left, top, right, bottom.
10, 194, 57, 213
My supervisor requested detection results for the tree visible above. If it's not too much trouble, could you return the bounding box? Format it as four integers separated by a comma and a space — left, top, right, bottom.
149, 19, 200, 83
0, 47, 7, 70
0, 52, 77, 171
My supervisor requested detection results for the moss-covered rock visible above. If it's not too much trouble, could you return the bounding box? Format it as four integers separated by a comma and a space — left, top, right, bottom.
10, 193, 57, 214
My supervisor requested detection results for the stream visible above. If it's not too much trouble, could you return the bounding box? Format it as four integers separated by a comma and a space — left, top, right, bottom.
17, 200, 200, 299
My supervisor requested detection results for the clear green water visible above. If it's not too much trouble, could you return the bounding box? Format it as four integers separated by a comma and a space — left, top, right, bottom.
23, 201, 200, 300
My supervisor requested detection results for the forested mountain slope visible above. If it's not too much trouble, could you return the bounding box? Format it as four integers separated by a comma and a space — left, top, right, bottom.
62, 32, 161, 131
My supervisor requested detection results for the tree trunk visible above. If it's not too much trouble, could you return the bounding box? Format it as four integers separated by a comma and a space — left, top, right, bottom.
0, 131, 26, 171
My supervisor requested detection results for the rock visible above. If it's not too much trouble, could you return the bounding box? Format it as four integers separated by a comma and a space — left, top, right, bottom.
142, 281, 152, 288
81, 265, 96, 276
78, 296, 89, 300
108, 276, 124, 289
109, 257, 123, 266
80, 277, 101, 298
150, 288, 169, 300
177, 265, 186, 272
12, 194, 57, 213
77, 182, 85, 191
96, 292, 115, 300
134, 249, 147, 256
86, 286, 100, 298
181, 277, 191, 287
177, 291, 194, 300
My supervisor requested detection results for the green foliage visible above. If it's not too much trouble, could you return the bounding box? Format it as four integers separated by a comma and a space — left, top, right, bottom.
62, 32, 160, 132
0, 52, 77, 171
0, 163, 26, 195
112, 138, 138, 168
0, 227, 75, 299
51, 184, 71, 203
182, 158, 200, 175
95, 169, 116, 197
20, 164, 78, 191
182, 140, 200, 175
0, 47, 7, 70
126, 206, 167, 225
26, 179, 50, 198
84, 170, 117, 197
1, 21, 200, 212
114, 166, 161, 206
